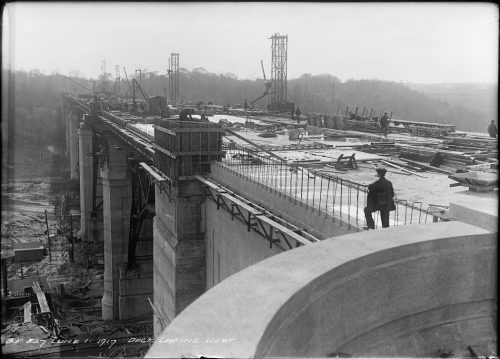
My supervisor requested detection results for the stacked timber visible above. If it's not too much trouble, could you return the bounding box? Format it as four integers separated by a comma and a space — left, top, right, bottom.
438, 149, 476, 172
471, 151, 499, 162
443, 136, 498, 151
261, 143, 331, 151
344, 119, 380, 133
358, 142, 399, 155
398, 144, 437, 163
397, 144, 476, 172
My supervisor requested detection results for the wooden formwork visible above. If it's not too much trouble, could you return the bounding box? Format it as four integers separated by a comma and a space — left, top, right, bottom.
153, 120, 226, 180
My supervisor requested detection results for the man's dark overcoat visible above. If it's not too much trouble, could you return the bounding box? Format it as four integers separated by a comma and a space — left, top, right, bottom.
366, 177, 396, 212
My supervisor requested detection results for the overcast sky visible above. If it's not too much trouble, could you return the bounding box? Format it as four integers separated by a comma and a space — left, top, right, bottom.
2, 2, 498, 83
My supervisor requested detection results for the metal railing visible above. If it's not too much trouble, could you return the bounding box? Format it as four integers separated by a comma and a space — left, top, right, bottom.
216, 142, 437, 229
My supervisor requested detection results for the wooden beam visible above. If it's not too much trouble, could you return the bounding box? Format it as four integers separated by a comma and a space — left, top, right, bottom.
32, 282, 50, 313
380, 160, 427, 178
224, 128, 286, 162
396, 158, 455, 175
23, 301, 32, 323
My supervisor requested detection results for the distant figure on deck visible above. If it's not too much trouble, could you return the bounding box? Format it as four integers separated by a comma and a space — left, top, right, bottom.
179, 108, 194, 121
295, 106, 301, 123
379, 112, 389, 137
487, 120, 497, 138
364, 167, 396, 230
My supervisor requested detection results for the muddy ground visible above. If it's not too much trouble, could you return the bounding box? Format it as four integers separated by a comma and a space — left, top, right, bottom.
1, 144, 153, 358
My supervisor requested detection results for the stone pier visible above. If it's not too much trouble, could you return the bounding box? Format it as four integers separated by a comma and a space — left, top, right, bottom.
100, 137, 132, 320
78, 116, 93, 239
69, 112, 80, 180
153, 180, 206, 334
98, 135, 153, 320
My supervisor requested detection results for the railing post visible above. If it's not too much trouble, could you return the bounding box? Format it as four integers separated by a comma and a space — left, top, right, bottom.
325, 177, 330, 215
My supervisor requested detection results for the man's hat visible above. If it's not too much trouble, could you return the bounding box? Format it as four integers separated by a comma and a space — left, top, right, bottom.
376, 167, 387, 177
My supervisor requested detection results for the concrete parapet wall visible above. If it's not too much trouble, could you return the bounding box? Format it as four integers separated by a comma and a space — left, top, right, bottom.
146, 221, 496, 358
153, 189, 177, 334
209, 163, 355, 239
205, 200, 283, 288
448, 195, 498, 233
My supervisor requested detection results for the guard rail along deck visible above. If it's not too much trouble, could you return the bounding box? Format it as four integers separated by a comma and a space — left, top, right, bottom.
217, 141, 442, 230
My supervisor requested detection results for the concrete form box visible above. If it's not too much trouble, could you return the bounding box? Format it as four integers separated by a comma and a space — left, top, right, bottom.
153, 120, 225, 180
13, 243, 44, 262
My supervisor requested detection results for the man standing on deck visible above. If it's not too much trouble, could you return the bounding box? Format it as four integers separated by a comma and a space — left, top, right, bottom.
379, 112, 389, 137
487, 120, 497, 138
363, 167, 396, 229
295, 106, 301, 123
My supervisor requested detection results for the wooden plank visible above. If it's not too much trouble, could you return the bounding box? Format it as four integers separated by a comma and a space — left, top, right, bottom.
439, 165, 459, 173
23, 301, 32, 323
151, 143, 177, 159
152, 125, 176, 136
380, 160, 427, 178
224, 128, 287, 162
32, 281, 50, 313
139, 162, 166, 182
401, 159, 455, 174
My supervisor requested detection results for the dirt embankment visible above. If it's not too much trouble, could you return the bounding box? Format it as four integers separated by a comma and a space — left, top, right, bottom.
2, 143, 78, 277
1, 143, 127, 357
1, 142, 103, 294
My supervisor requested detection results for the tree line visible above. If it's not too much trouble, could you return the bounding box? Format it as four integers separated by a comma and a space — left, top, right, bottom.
118, 70, 494, 132
3, 68, 494, 149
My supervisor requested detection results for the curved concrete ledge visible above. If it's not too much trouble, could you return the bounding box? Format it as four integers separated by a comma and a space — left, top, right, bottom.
146, 221, 496, 358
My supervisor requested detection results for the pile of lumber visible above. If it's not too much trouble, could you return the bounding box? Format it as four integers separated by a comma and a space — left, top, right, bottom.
396, 144, 476, 172
471, 151, 499, 163
358, 142, 399, 154
443, 136, 498, 152
438, 149, 476, 172
397, 144, 437, 163
344, 119, 380, 133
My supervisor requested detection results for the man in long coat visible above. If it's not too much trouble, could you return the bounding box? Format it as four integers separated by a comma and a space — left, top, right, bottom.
364, 167, 396, 229
379, 112, 389, 137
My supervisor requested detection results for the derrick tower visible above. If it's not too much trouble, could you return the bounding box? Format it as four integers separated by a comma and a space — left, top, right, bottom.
113, 65, 120, 96
269, 33, 288, 112
168, 53, 180, 103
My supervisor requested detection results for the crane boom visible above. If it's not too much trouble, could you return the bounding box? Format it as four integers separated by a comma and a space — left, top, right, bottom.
249, 60, 272, 106
63, 75, 93, 93
123, 67, 133, 99
132, 78, 150, 112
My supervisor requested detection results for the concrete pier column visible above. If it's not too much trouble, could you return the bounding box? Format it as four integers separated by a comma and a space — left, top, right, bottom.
69, 113, 80, 180
91, 177, 105, 249
153, 180, 206, 335
78, 118, 93, 239
100, 140, 131, 320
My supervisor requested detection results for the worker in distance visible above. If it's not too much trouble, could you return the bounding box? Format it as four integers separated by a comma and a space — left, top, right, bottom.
487, 120, 497, 138
363, 167, 396, 230
379, 112, 389, 137
179, 108, 195, 121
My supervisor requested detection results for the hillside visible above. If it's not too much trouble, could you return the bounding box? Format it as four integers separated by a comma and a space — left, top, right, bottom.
4, 69, 496, 147
133, 71, 495, 132
407, 82, 497, 131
